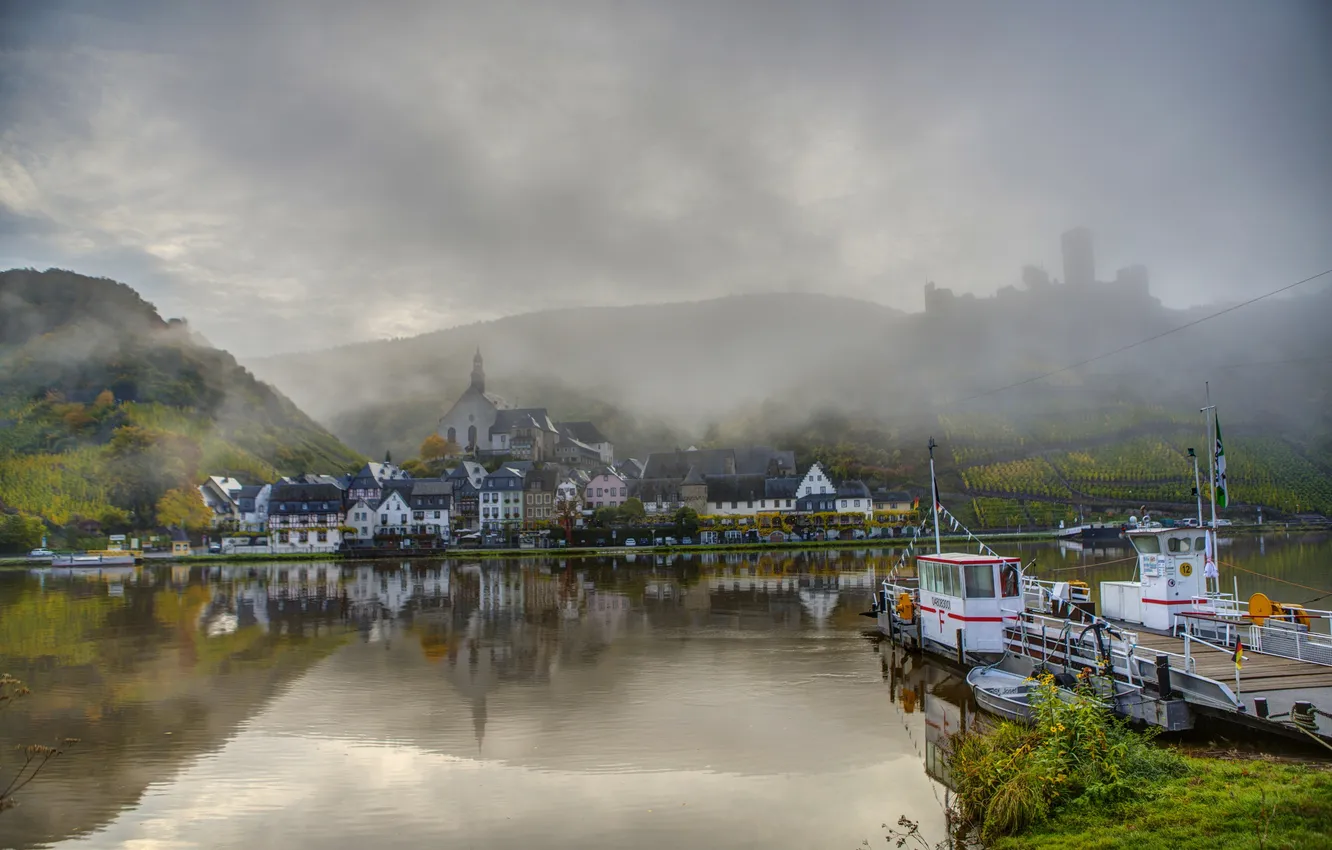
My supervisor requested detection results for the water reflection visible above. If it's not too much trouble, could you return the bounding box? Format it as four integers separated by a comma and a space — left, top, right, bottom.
2, 536, 1324, 849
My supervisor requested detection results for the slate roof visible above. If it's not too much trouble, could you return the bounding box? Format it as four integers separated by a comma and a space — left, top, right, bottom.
796, 493, 838, 512
236, 485, 265, 499
524, 467, 559, 491
704, 474, 768, 504
681, 465, 705, 486
411, 479, 453, 497
836, 480, 871, 499
558, 421, 609, 444
483, 466, 526, 489
764, 477, 800, 499
492, 408, 558, 434
872, 490, 913, 502
641, 446, 794, 480
630, 479, 682, 503
268, 482, 345, 511
732, 446, 797, 476
615, 458, 645, 479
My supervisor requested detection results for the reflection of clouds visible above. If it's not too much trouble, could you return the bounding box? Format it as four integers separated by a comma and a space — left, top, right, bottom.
56, 730, 941, 850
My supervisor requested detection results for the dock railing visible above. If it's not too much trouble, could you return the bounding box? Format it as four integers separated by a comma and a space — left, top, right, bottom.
1005, 610, 1195, 684
1177, 607, 1332, 667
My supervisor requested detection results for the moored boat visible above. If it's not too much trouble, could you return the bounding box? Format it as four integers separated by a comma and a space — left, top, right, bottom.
52, 552, 137, 567
967, 666, 1034, 722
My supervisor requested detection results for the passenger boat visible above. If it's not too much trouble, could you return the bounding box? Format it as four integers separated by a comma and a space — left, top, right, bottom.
874, 420, 1332, 746
52, 552, 137, 567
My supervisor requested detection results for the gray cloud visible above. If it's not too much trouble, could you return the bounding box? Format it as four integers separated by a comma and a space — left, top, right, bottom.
2, 0, 1330, 355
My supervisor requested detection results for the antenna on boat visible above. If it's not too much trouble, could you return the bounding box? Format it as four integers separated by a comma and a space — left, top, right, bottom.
928, 437, 942, 555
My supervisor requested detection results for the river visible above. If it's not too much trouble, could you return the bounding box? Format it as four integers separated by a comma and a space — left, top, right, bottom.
0, 532, 1327, 849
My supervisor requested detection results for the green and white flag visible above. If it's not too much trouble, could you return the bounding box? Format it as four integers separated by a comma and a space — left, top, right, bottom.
1214, 414, 1228, 509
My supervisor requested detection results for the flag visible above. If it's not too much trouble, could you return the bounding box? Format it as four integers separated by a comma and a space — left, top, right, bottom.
912, 496, 920, 510
1233, 638, 1243, 670
931, 465, 942, 513
1214, 414, 1228, 509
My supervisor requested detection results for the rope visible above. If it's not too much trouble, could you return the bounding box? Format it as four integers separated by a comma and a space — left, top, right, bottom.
1220, 559, 1332, 600
1045, 555, 1138, 573
1297, 725, 1332, 755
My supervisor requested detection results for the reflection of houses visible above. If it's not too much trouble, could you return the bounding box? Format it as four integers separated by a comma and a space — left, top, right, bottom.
345, 565, 451, 621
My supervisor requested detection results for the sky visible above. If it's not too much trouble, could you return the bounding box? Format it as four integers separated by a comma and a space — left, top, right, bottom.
2, 1, 1330, 356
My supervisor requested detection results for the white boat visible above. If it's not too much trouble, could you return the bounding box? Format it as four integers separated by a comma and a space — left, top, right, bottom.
51, 552, 137, 567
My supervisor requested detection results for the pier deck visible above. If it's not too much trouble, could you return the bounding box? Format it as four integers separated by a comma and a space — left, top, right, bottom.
1128, 630, 1332, 696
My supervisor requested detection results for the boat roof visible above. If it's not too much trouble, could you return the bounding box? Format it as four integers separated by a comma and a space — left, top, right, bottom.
917, 552, 1021, 564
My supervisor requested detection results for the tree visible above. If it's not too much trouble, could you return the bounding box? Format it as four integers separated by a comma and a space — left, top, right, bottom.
592, 506, 621, 528
620, 497, 646, 523
156, 487, 210, 532
673, 506, 700, 537
419, 434, 452, 462
554, 497, 580, 545
0, 514, 45, 554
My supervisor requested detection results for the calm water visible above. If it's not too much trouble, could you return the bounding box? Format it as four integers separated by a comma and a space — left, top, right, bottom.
0, 533, 1327, 849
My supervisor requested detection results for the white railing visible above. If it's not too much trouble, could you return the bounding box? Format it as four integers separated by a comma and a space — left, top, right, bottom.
1177, 609, 1332, 667
1008, 611, 1195, 680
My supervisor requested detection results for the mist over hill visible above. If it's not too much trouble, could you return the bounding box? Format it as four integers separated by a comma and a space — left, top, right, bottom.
248, 278, 1332, 457
0, 268, 363, 533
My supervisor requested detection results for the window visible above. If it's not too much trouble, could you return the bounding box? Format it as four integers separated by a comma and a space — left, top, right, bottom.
786, 499, 792, 508
298, 531, 308, 543
1196, 536, 1207, 551
1167, 537, 1190, 553
1000, 564, 1020, 598
278, 531, 289, 543
964, 564, 996, 598
381, 515, 388, 525
747, 500, 753, 508
855, 499, 861, 507
731, 501, 738, 509
620, 488, 626, 497
1132, 535, 1161, 554
447, 427, 456, 444
434, 511, 441, 519
317, 530, 328, 543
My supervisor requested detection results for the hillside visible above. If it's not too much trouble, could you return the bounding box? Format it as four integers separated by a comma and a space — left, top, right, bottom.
248, 277, 1332, 523
0, 269, 364, 544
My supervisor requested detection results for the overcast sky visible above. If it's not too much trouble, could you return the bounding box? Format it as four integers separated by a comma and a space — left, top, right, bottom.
2, 1, 1330, 356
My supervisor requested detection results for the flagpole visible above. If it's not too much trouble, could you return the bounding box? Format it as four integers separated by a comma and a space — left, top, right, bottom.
1202, 383, 1219, 595
929, 437, 942, 555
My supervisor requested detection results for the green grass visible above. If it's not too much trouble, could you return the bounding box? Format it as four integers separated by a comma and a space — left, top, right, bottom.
992, 756, 1332, 850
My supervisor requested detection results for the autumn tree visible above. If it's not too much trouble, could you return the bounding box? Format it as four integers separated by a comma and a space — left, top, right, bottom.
0, 514, 46, 554
620, 497, 646, 522
155, 487, 211, 532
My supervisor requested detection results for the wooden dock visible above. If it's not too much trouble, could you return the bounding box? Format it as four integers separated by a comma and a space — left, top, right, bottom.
1129, 630, 1332, 696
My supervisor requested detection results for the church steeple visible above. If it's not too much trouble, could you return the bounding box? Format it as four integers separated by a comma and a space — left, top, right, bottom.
471, 347, 485, 393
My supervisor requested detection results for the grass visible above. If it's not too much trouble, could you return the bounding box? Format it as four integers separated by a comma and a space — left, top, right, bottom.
992, 756, 1332, 850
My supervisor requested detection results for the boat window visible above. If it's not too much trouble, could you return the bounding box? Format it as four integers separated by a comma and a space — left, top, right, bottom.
1196, 536, 1207, 551
965, 564, 996, 598
923, 562, 937, 595
1132, 535, 1161, 554
919, 562, 933, 593
1000, 564, 1021, 597
1167, 537, 1190, 553
942, 565, 957, 597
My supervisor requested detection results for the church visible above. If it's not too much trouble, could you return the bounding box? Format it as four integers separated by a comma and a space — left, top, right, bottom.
437, 350, 606, 463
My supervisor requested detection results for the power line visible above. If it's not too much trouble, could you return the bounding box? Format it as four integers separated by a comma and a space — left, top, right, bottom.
944, 266, 1332, 407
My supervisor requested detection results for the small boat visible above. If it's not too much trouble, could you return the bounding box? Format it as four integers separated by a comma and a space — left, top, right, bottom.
967, 666, 1035, 722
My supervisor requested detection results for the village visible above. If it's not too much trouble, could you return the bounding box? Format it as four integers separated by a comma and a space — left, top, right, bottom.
196, 350, 921, 555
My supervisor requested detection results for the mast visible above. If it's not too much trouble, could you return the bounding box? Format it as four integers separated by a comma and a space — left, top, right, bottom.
929, 437, 942, 555
1189, 447, 1204, 529
1201, 382, 1219, 594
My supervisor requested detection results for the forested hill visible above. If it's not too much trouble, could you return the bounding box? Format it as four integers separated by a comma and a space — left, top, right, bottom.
0, 269, 363, 543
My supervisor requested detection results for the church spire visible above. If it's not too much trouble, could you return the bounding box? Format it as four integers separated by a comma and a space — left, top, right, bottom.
471, 347, 485, 393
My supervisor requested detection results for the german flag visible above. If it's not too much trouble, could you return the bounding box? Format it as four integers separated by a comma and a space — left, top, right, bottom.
1233, 638, 1243, 670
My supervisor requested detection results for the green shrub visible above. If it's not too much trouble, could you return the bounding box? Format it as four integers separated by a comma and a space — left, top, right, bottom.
948, 671, 1188, 842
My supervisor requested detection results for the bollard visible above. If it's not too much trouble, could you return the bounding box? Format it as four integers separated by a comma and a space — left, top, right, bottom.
1155, 654, 1173, 699
1253, 696, 1269, 719
1292, 701, 1318, 732
956, 628, 965, 666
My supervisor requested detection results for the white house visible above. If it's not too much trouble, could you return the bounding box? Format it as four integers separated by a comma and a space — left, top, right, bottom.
584, 470, 627, 510
796, 462, 835, 498
236, 484, 272, 532
834, 481, 873, 518
199, 476, 244, 527
266, 481, 348, 554
556, 477, 583, 510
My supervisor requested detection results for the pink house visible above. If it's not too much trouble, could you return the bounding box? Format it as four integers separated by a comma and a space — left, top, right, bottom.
584, 471, 628, 509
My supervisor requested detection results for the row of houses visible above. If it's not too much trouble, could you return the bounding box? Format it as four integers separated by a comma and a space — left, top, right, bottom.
197, 446, 919, 553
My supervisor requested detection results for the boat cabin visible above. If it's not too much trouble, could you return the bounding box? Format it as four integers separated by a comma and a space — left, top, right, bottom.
916, 553, 1023, 653
1101, 525, 1209, 631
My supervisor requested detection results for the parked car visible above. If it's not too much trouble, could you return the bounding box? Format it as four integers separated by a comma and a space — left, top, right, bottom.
625, 538, 637, 547
664, 537, 677, 546
208, 542, 222, 554
681, 537, 693, 545
28, 548, 55, 559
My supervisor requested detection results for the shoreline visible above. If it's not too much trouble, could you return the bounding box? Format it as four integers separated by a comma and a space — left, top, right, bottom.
1, 523, 1325, 569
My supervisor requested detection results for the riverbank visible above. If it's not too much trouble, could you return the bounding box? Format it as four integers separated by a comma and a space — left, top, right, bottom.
992, 754, 1332, 850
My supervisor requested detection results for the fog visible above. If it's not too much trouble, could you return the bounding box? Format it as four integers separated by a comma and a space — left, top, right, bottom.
3, 1, 1330, 359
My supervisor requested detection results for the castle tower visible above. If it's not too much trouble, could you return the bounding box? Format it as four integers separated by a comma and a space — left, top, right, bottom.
471, 347, 485, 393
